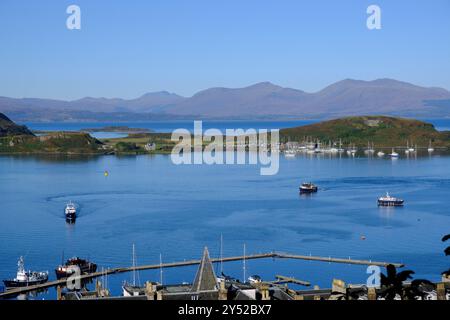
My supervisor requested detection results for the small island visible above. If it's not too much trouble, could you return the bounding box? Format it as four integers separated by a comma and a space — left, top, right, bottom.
1, 113, 449, 155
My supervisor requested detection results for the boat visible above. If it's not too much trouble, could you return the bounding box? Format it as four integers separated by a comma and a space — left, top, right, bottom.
3, 257, 48, 288
284, 150, 296, 158
248, 275, 262, 284
377, 151, 385, 157
389, 149, 399, 158
365, 142, 375, 154
348, 144, 357, 156
299, 182, 318, 194
428, 140, 434, 153
377, 192, 404, 207
122, 244, 144, 297
405, 141, 410, 154
65, 201, 76, 219
55, 257, 97, 279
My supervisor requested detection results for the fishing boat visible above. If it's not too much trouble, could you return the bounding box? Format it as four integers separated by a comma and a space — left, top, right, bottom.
55, 257, 97, 279
3, 257, 48, 288
377, 192, 404, 207
65, 201, 76, 219
299, 182, 318, 194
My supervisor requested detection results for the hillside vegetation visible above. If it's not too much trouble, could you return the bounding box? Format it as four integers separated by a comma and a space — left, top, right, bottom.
0, 132, 106, 154
280, 116, 450, 148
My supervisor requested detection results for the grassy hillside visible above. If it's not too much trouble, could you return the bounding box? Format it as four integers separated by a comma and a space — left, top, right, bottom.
280, 116, 450, 148
0, 132, 106, 154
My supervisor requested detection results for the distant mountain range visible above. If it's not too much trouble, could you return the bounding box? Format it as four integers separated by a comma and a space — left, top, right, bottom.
1, 79, 450, 122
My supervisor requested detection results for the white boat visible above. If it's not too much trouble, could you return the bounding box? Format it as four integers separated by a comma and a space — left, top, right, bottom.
349, 144, 357, 155
3, 257, 49, 288
365, 142, 375, 154
284, 150, 296, 158
428, 140, 434, 153
65, 202, 76, 218
377, 151, 385, 157
389, 149, 399, 158
378, 192, 404, 207
122, 244, 144, 297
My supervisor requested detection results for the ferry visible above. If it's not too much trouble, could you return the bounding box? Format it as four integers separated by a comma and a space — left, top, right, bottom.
55, 257, 97, 279
3, 257, 48, 288
377, 192, 404, 207
299, 182, 318, 194
65, 201, 76, 219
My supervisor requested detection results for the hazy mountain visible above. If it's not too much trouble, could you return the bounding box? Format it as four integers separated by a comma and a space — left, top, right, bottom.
1, 79, 450, 121
161, 82, 312, 117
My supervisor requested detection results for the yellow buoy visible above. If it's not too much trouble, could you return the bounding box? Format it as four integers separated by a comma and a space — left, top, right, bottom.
104, 170, 109, 177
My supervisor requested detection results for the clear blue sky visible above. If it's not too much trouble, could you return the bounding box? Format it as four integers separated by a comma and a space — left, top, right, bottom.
0, 0, 449, 100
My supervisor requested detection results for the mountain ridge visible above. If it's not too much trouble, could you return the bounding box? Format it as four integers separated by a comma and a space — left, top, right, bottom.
1, 79, 450, 121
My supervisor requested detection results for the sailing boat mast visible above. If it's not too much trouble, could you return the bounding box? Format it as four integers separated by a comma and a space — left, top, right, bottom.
132, 243, 136, 286
243, 243, 246, 283
159, 253, 163, 285
220, 234, 223, 274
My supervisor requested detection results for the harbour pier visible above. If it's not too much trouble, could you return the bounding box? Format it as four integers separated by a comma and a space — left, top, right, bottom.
0, 251, 404, 299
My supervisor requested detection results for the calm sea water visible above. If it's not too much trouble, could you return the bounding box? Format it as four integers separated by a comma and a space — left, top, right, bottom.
1, 151, 450, 299
23, 119, 450, 138
24, 120, 316, 139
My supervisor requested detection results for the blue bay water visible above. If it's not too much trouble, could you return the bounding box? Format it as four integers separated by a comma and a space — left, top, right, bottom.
1, 151, 450, 299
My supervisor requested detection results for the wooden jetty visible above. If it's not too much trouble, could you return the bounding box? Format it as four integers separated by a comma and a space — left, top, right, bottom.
0, 251, 404, 299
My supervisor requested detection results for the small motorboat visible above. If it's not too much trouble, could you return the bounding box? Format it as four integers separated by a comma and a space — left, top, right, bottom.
65, 201, 76, 219
299, 182, 318, 194
3, 257, 48, 288
55, 257, 97, 279
378, 192, 404, 207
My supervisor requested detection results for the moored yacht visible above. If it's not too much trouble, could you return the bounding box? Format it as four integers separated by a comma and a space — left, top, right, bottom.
378, 192, 404, 207
428, 140, 434, 153
389, 149, 399, 158
377, 151, 385, 157
3, 257, 48, 288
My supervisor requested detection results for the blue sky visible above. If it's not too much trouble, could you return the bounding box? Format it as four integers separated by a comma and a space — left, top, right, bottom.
0, 0, 449, 100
